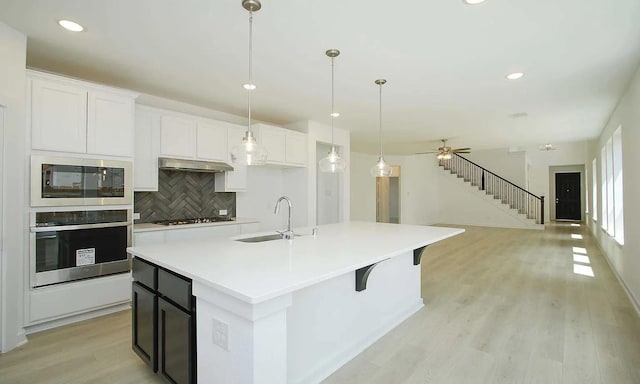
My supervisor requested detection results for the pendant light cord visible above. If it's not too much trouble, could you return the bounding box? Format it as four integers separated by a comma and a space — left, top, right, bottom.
330, 56, 335, 149
378, 82, 383, 158
247, 11, 253, 134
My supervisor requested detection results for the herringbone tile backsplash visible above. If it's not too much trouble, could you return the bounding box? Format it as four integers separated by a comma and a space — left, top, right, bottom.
134, 170, 235, 223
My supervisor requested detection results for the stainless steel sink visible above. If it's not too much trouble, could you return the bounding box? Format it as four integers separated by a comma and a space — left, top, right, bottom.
234, 234, 283, 243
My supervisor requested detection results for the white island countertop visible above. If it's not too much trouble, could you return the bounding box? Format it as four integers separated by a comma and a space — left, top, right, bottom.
127, 221, 464, 304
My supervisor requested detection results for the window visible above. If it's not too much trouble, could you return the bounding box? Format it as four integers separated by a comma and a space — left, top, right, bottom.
601, 147, 607, 231
613, 126, 624, 244
599, 126, 624, 245
591, 158, 597, 221
606, 138, 614, 237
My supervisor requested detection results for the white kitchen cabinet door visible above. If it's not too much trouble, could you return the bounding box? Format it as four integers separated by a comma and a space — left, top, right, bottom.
215, 126, 247, 192
160, 115, 196, 158
31, 78, 88, 153
285, 131, 307, 166
259, 125, 286, 164
134, 107, 161, 191
196, 121, 227, 161
87, 90, 135, 157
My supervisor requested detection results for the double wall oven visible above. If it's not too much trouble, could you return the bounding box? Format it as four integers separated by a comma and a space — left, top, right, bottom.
30, 156, 133, 287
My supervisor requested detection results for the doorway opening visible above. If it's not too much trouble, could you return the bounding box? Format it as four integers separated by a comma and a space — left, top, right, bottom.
376, 165, 400, 223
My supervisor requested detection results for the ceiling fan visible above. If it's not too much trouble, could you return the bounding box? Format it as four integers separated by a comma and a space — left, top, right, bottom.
416, 139, 471, 159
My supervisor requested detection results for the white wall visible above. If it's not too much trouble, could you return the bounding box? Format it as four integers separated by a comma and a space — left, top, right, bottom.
350, 153, 441, 225
586, 65, 640, 312
286, 120, 350, 227
352, 143, 590, 228
524, 141, 588, 223
349, 152, 376, 222
236, 166, 308, 232
464, 149, 527, 189
436, 169, 538, 228
0, 22, 27, 352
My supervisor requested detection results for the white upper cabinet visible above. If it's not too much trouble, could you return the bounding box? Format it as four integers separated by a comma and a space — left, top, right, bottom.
160, 115, 196, 158
196, 121, 228, 161
258, 124, 286, 164
29, 71, 137, 157
285, 130, 307, 165
253, 123, 307, 167
215, 125, 247, 192
134, 106, 161, 191
31, 78, 88, 153
87, 90, 135, 157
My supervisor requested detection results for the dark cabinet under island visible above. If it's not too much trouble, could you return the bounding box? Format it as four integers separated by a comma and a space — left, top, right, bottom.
132, 257, 196, 384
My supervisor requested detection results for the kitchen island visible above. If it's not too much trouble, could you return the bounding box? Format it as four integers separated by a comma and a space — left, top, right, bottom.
127, 221, 464, 384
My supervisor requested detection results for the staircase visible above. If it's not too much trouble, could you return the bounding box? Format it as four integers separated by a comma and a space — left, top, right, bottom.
440, 154, 545, 226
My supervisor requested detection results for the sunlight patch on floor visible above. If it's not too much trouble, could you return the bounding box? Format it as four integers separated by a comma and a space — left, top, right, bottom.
573, 254, 590, 264
571, 234, 583, 240
572, 246, 587, 254
573, 264, 595, 277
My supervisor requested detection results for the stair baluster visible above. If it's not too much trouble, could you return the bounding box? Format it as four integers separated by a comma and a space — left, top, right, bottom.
439, 154, 545, 225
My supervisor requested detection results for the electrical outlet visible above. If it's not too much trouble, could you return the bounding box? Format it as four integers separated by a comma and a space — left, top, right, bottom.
219, 209, 228, 216
212, 317, 228, 351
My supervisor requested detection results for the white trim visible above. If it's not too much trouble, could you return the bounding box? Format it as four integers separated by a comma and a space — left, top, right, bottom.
0, 106, 4, 351
591, 231, 640, 317
24, 303, 131, 335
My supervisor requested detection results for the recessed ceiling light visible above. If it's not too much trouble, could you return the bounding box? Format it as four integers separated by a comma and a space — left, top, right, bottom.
58, 19, 84, 32
463, 0, 486, 4
506, 72, 524, 80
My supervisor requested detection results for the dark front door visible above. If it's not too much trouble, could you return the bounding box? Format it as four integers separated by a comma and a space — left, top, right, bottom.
555, 172, 581, 220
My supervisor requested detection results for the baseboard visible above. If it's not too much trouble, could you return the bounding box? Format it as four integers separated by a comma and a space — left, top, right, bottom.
24, 302, 131, 335
589, 227, 640, 318
292, 299, 424, 384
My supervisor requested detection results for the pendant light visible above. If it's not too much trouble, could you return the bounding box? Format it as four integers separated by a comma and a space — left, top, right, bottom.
318, 49, 347, 173
231, 0, 268, 166
370, 79, 393, 177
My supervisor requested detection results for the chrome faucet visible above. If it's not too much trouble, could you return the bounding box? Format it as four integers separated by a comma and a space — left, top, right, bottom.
274, 196, 294, 239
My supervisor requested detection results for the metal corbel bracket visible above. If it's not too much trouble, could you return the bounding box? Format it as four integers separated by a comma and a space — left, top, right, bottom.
413, 246, 428, 265
355, 261, 384, 292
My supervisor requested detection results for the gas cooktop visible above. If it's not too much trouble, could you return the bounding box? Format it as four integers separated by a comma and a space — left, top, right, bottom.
154, 217, 234, 226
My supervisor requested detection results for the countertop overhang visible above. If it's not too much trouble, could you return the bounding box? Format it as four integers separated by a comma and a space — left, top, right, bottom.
127, 221, 464, 304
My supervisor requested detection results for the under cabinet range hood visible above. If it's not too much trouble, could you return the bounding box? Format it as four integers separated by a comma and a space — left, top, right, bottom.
158, 157, 234, 173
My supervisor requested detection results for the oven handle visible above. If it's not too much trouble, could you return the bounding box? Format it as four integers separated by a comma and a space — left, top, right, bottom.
30, 222, 131, 233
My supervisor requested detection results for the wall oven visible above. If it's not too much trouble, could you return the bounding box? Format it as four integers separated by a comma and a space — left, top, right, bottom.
31, 155, 132, 207
30, 209, 132, 287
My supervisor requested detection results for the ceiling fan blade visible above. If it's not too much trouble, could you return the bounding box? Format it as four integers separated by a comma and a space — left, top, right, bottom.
416, 151, 438, 154
452, 147, 471, 151
455, 151, 471, 154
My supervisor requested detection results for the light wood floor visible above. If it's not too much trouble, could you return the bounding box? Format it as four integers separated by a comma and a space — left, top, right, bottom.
1, 223, 639, 383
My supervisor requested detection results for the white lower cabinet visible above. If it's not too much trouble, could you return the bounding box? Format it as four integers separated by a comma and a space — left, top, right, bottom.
28, 273, 131, 325
133, 223, 258, 246
164, 225, 241, 242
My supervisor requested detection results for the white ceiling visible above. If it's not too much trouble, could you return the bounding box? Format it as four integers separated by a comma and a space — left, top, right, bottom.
1, 0, 639, 154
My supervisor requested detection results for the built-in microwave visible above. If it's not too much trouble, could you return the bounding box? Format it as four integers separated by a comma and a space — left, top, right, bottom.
31, 155, 132, 207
